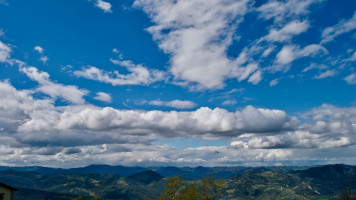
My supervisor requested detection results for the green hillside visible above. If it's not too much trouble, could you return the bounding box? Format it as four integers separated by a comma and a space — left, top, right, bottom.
0, 164, 355, 200
0, 170, 164, 200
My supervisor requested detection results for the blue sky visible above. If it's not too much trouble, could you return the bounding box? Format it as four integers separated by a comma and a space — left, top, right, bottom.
0, 0, 356, 167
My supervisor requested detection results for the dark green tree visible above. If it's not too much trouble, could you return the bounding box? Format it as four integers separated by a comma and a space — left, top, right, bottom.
148, 174, 224, 200
332, 188, 356, 200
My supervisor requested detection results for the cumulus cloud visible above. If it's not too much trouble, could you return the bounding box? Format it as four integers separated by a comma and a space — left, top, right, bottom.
20, 66, 88, 104
321, 11, 356, 44
94, 92, 112, 103
2, 81, 356, 167
232, 132, 351, 149
0, 80, 55, 134
0, 81, 298, 144
344, 73, 356, 85
134, 0, 263, 90
74, 58, 165, 86
231, 104, 356, 149
95, 0, 112, 13
148, 100, 197, 109
55, 105, 297, 136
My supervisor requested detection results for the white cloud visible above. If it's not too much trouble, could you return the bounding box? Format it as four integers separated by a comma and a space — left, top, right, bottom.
262, 20, 310, 42
148, 100, 197, 109
247, 70, 262, 85
0, 40, 11, 63
112, 48, 119, 53
344, 73, 356, 85
34, 46, 44, 54
222, 100, 237, 106
74, 58, 165, 86
134, 0, 262, 90
321, 11, 356, 44
2, 82, 356, 167
344, 51, 356, 62
276, 45, 296, 65
314, 70, 338, 79
20, 66, 88, 104
275, 44, 327, 66
39, 56, 48, 63
34, 46, 49, 63
95, 0, 112, 13
269, 79, 279, 86
94, 92, 112, 103
0, 82, 298, 143
232, 104, 356, 149
298, 44, 328, 57
0, 80, 55, 134
302, 63, 328, 72
257, 0, 324, 23
261, 46, 275, 57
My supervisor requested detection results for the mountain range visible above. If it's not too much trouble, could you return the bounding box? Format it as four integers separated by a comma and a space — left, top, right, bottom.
0, 164, 355, 199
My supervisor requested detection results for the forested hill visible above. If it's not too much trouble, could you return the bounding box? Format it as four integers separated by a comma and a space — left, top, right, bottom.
0, 164, 355, 200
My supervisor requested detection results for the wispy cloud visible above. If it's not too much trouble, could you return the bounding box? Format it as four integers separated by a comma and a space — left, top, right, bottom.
321, 11, 356, 44
74, 58, 166, 86
314, 69, 338, 79
344, 51, 356, 62
147, 99, 197, 109
274, 44, 327, 69
134, 0, 263, 90
222, 100, 237, 106
269, 79, 279, 86
261, 20, 310, 42
344, 73, 356, 85
0, 40, 11, 63
257, 0, 324, 23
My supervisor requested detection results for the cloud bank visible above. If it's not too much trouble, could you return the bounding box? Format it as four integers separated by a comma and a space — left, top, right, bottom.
1, 80, 355, 167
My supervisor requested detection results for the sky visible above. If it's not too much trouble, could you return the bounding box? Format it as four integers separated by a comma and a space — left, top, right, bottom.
0, 0, 356, 168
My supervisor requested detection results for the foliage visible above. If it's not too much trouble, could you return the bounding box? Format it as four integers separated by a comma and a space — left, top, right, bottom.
72, 196, 98, 200
150, 174, 224, 200
332, 188, 356, 200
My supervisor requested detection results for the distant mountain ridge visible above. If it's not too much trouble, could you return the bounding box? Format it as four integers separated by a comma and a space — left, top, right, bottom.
0, 164, 146, 176
0, 164, 307, 179
0, 164, 355, 200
